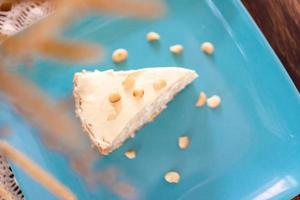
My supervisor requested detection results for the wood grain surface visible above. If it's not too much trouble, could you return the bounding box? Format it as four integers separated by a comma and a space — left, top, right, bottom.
243, 1, 300, 199
243, 0, 300, 91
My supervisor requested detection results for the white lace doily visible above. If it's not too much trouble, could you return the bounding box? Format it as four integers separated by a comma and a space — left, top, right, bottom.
0, 0, 52, 37
0, 155, 23, 200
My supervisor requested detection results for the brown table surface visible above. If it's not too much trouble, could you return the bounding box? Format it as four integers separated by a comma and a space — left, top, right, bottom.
242, 1, 300, 199
242, 0, 300, 91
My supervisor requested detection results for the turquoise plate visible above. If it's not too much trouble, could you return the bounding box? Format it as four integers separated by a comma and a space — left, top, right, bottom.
1, 0, 300, 199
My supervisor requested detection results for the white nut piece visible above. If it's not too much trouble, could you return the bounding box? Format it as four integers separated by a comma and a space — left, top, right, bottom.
122, 75, 135, 90
178, 136, 189, 149
207, 95, 221, 108
164, 171, 180, 184
195, 92, 206, 107
153, 79, 167, 90
201, 42, 214, 54
107, 113, 117, 121
109, 92, 121, 103
147, 31, 160, 42
169, 44, 183, 54
112, 48, 128, 63
132, 89, 144, 98
124, 149, 136, 159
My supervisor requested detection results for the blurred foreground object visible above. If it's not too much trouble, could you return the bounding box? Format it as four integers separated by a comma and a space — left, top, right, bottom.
0, 0, 165, 63
0, 0, 166, 199
0, 141, 76, 200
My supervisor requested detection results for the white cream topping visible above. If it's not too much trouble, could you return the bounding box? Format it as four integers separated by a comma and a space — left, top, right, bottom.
74, 67, 198, 150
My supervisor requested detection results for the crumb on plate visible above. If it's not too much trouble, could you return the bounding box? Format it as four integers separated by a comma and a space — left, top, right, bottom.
147, 31, 160, 42
112, 48, 128, 63
124, 149, 136, 159
169, 44, 183, 54
195, 92, 206, 107
164, 171, 180, 183
178, 136, 189, 149
201, 42, 214, 54
207, 95, 221, 108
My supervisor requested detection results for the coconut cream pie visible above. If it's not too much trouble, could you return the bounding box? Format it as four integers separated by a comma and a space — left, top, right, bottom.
73, 67, 198, 154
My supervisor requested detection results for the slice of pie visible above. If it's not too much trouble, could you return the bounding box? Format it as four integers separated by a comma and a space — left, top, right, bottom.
73, 67, 198, 154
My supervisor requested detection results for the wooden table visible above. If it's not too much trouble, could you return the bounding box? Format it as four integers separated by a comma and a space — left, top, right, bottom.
242, 0, 300, 92
242, 1, 300, 199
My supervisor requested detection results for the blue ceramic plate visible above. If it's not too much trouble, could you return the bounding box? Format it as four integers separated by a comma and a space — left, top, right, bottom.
1, 0, 300, 199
